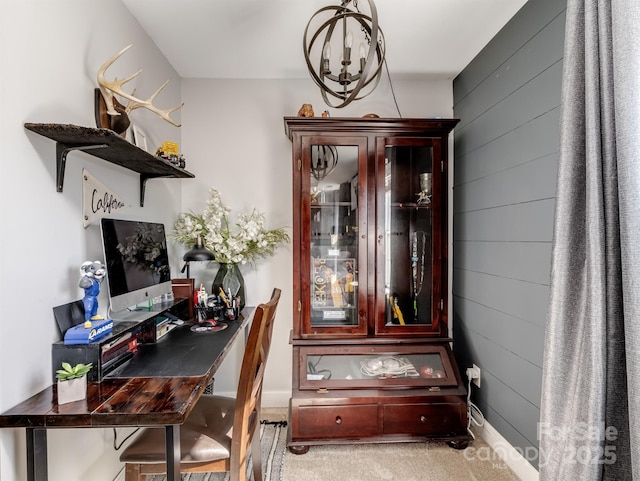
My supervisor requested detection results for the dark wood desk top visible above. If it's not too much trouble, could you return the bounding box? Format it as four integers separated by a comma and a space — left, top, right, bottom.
0, 315, 251, 430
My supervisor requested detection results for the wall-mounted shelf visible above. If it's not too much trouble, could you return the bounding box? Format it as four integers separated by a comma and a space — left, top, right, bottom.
24, 123, 195, 206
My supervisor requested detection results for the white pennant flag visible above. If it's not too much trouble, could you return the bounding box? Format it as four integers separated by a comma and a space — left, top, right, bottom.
82, 169, 129, 227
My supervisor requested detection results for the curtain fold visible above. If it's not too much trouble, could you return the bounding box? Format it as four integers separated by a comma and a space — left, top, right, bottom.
540, 0, 639, 479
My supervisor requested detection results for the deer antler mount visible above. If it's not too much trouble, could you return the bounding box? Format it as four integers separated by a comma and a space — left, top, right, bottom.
96, 44, 183, 135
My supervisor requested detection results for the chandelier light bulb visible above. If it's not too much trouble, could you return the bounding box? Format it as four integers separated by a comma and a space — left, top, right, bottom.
323, 42, 332, 60
345, 30, 353, 48
359, 42, 366, 59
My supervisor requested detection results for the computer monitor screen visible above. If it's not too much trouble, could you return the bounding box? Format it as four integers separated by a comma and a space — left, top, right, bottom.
100, 218, 172, 314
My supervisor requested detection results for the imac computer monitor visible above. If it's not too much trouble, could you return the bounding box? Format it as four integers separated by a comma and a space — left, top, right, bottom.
100, 218, 172, 314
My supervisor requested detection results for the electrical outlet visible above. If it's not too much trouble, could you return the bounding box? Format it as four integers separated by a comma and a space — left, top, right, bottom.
466, 364, 481, 388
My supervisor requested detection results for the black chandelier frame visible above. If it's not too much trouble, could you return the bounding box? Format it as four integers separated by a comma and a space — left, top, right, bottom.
303, 0, 386, 108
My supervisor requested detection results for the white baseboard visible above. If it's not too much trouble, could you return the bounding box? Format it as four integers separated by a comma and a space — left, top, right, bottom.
476, 420, 539, 481
260, 391, 291, 408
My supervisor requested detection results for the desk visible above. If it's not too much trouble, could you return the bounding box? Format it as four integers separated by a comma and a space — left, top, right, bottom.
0, 312, 252, 481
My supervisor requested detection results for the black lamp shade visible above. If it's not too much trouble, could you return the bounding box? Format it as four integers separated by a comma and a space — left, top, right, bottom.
183, 236, 215, 262
181, 236, 214, 278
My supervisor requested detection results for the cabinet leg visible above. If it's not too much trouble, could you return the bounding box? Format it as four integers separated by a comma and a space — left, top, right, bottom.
288, 445, 310, 455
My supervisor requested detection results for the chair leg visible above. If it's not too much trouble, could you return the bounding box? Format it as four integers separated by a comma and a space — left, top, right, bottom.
251, 429, 263, 481
124, 463, 142, 481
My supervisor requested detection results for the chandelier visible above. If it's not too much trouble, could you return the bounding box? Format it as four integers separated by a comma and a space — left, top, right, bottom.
311, 145, 339, 181
303, 0, 385, 108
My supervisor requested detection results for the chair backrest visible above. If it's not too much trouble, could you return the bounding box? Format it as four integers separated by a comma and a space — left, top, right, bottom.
230, 288, 281, 477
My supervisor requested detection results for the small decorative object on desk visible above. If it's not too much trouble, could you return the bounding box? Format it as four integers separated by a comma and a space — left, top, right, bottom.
174, 188, 290, 309
79, 260, 106, 325
67, 261, 113, 344
191, 283, 239, 333
56, 362, 92, 405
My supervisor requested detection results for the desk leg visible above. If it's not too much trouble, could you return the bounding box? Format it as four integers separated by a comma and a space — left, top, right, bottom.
165, 425, 180, 481
26, 428, 48, 481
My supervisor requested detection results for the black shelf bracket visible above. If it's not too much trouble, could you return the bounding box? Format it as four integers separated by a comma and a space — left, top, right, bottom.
25, 123, 195, 208
139, 174, 171, 207
55, 142, 108, 192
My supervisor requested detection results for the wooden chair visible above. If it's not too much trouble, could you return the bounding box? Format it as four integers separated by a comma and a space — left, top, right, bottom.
120, 288, 282, 481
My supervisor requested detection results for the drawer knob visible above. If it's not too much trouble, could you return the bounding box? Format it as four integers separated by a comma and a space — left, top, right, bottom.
420, 415, 428, 423
335, 416, 342, 424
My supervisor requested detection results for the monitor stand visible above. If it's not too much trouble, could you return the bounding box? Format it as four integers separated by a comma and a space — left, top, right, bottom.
110, 301, 178, 323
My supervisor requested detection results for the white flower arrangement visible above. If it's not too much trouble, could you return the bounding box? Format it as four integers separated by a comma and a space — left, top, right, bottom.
174, 188, 290, 265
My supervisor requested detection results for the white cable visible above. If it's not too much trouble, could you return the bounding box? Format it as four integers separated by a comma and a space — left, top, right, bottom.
466, 375, 485, 440
360, 356, 419, 377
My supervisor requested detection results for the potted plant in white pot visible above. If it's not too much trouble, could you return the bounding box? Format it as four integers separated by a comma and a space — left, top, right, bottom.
56, 362, 92, 405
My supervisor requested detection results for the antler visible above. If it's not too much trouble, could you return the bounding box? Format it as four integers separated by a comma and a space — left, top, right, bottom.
122, 79, 184, 127
97, 44, 183, 127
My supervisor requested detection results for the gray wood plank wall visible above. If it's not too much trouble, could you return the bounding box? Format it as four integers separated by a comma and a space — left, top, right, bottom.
452, 0, 566, 468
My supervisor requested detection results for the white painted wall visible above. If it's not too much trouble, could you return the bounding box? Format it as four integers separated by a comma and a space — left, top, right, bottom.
0, 1, 453, 480
0, 2, 182, 480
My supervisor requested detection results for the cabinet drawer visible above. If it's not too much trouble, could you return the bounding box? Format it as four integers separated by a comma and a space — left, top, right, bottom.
383, 403, 465, 435
296, 404, 379, 439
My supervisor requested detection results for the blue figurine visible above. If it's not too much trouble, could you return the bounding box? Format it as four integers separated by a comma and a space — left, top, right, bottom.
79, 260, 106, 325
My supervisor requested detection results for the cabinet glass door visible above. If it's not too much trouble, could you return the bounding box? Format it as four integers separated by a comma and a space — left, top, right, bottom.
303, 138, 367, 335
376, 138, 444, 336
298, 344, 459, 389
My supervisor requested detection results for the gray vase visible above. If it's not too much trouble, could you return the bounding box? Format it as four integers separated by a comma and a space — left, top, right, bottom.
212, 263, 246, 310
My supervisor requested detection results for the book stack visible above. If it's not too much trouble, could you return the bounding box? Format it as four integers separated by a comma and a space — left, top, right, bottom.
155, 316, 176, 340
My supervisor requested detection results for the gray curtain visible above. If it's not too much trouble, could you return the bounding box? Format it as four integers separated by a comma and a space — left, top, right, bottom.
540, 0, 640, 479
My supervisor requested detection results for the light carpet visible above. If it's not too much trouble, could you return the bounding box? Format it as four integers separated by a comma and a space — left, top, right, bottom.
149, 407, 521, 481
283, 438, 521, 481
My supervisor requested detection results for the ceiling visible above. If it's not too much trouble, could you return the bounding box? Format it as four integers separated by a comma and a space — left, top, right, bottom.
121, 0, 528, 80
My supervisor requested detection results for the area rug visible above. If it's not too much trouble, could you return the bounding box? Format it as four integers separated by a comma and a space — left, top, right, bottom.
150, 420, 287, 481
282, 437, 521, 481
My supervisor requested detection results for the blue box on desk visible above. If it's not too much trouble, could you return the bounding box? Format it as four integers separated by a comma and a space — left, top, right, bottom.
64, 318, 113, 344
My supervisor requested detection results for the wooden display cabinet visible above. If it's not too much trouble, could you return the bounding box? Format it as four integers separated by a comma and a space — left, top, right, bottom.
284, 117, 469, 453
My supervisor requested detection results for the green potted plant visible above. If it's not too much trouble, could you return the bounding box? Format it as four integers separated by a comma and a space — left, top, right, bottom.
56, 362, 92, 405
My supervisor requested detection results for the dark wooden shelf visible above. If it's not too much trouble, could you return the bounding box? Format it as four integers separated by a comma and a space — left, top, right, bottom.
311, 202, 353, 207
391, 202, 432, 209
24, 123, 195, 206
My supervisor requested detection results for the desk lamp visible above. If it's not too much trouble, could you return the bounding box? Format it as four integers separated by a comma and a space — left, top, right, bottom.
181, 235, 215, 278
